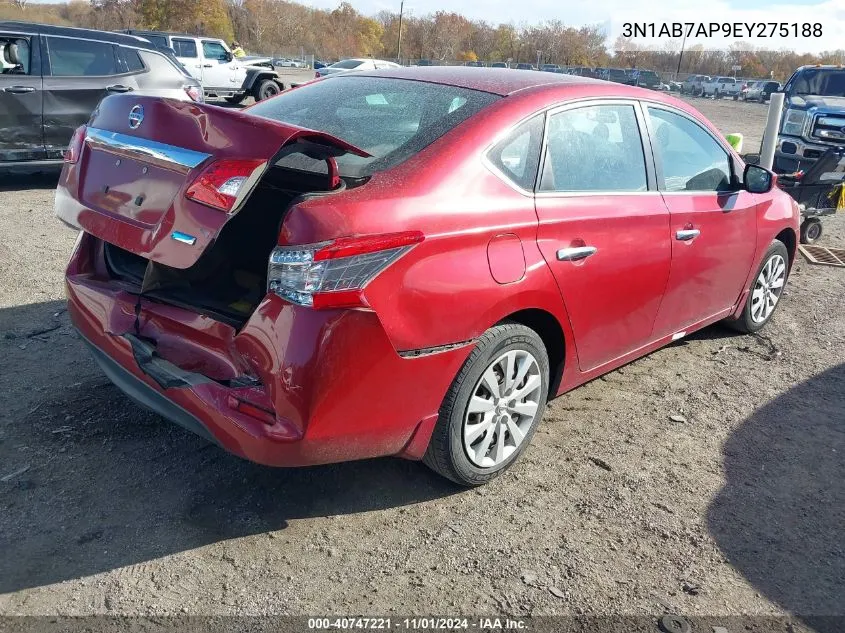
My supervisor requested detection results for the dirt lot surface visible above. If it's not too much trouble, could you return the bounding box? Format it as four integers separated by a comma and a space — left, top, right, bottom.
0, 95, 843, 629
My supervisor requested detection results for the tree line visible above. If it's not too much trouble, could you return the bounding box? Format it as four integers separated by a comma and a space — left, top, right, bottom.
2, 0, 843, 80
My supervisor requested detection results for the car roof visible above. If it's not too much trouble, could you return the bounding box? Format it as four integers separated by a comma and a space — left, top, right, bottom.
349, 66, 677, 98
0, 21, 157, 49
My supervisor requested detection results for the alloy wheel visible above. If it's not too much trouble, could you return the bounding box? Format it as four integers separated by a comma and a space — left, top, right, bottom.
463, 349, 542, 468
750, 254, 786, 323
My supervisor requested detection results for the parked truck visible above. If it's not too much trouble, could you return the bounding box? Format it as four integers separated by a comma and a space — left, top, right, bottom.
774, 65, 845, 174
120, 30, 284, 103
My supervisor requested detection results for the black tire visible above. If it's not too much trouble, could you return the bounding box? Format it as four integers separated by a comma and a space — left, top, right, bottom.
225, 94, 246, 105
714, 90, 720, 99
423, 323, 550, 486
800, 218, 823, 244
254, 79, 281, 101
728, 240, 790, 333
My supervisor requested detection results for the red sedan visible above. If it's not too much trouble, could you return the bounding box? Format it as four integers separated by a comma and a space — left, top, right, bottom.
56, 68, 799, 486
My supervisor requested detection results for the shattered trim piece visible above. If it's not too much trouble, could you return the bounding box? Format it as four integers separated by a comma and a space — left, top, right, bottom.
398, 339, 476, 358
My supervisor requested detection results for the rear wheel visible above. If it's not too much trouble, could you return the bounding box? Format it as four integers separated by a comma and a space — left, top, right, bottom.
254, 79, 281, 101
729, 240, 789, 333
423, 323, 550, 486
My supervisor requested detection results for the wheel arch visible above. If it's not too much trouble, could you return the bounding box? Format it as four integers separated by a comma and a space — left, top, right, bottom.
497, 308, 566, 397
775, 227, 797, 270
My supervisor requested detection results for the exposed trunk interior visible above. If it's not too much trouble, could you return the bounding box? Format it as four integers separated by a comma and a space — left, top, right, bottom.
105, 163, 347, 329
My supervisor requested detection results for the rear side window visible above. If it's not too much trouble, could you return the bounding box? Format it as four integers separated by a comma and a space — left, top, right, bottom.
172, 39, 197, 58
249, 76, 500, 178
120, 48, 145, 72
487, 115, 543, 190
47, 37, 117, 77
540, 104, 648, 192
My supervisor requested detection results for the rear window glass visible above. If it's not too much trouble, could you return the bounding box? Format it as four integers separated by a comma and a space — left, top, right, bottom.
248, 76, 500, 178
331, 59, 364, 69
141, 34, 168, 48
172, 39, 197, 58
48, 37, 116, 76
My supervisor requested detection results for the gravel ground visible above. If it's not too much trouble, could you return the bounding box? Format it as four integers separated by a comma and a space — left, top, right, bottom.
0, 95, 843, 629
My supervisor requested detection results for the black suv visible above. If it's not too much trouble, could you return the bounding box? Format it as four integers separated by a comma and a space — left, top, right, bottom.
0, 21, 201, 173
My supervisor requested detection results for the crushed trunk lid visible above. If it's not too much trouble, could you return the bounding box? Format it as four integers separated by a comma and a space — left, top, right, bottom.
55, 94, 368, 269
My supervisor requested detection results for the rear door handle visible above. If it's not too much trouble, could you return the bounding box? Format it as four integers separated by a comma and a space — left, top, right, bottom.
557, 246, 598, 261
107, 84, 133, 93
4, 85, 35, 93
676, 229, 701, 241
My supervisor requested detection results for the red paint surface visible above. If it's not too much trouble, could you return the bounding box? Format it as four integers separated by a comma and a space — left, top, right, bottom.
58, 72, 799, 467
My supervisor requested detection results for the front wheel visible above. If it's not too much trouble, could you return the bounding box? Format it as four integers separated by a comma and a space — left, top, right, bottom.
423, 323, 550, 486
729, 240, 789, 333
254, 79, 281, 101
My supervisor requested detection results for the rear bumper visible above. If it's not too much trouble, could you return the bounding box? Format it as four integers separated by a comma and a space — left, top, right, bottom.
65, 234, 473, 467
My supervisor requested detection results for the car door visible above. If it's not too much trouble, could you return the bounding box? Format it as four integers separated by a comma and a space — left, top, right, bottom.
200, 40, 239, 89
42, 35, 120, 159
0, 31, 44, 162
646, 105, 758, 338
534, 100, 671, 371
171, 38, 201, 82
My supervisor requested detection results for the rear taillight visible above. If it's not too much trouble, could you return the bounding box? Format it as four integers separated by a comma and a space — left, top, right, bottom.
184, 85, 203, 103
185, 159, 266, 212
267, 231, 424, 309
315, 71, 320, 78
64, 125, 87, 164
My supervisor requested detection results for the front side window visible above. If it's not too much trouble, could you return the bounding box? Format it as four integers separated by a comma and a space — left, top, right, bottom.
540, 104, 648, 192
0, 36, 31, 75
487, 115, 544, 190
249, 76, 500, 178
48, 37, 116, 77
647, 107, 732, 192
202, 41, 228, 61
172, 39, 198, 59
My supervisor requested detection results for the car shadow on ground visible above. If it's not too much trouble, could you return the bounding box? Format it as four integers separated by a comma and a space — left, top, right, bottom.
0, 171, 60, 192
708, 363, 845, 632
0, 300, 461, 594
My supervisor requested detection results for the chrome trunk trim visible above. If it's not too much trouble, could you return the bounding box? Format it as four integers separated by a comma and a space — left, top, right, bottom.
85, 127, 211, 174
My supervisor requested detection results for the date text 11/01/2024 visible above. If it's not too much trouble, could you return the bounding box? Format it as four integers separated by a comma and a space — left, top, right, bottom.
622, 22, 823, 38
307, 618, 527, 630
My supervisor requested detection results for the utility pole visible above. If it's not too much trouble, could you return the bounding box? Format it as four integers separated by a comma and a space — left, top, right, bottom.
536, 49, 541, 69
675, 31, 686, 78
397, 1, 404, 63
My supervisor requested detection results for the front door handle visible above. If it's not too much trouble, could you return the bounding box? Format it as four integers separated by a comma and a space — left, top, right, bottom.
203, 64, 213, 68
107, 84, 133, 93
676, 229, 701, 241
557, 246, 598, 261
4, 85, 35, 93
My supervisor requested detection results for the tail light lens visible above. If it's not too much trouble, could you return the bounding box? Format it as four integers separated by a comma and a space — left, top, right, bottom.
268, 231, 424, 309
185, 158, 265, 212
184, 85, 204, 102
315, 71, 320, 78
64, 125, 87, 164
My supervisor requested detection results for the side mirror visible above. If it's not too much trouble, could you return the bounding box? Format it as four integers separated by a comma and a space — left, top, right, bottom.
744, 163, 773, 193
224, 51, 233, 62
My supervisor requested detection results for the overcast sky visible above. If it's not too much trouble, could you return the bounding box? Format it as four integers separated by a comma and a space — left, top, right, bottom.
304, 0, 844, 54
